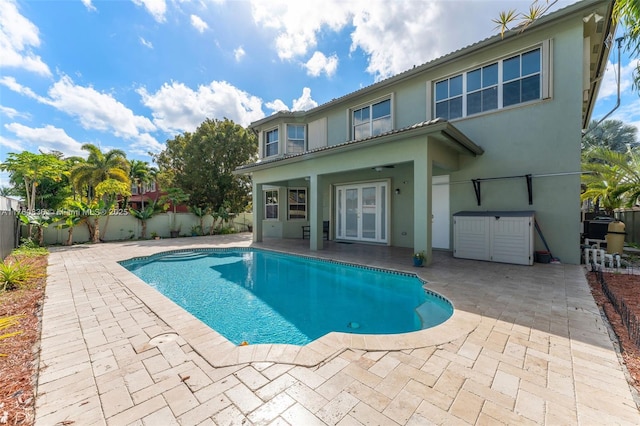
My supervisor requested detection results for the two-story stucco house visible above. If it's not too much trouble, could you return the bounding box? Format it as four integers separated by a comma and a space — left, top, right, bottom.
235, 0, 614, 265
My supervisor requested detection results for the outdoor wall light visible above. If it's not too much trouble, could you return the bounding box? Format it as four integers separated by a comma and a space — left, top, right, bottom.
395, 188, 400, 195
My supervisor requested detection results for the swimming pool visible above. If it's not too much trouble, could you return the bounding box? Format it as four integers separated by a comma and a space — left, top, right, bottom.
120, 249, 453, 346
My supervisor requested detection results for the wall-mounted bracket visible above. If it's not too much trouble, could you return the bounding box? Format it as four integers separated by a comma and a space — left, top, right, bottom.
471, 174, 533, 206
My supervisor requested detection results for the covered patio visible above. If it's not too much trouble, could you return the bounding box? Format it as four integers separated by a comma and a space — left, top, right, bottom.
238, 120, 484, 265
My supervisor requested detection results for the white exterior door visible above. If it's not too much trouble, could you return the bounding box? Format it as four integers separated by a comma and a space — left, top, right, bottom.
432, 175, 450, 249
336, 182, 388, 243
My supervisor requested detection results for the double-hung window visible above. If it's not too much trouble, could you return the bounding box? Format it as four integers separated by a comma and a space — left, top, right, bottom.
288, 188, 306, 220
265, 190, 278, 219
503, 49, 541, 107
265, 128, 279, 157
434, 46, 544, 120
352, 98, 392, 140
467, 63, 498, 115
287, 125, 305, 154
435, 75, 463, 120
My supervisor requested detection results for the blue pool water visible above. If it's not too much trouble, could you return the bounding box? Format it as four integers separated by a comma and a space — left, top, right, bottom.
120, 249, 453, 346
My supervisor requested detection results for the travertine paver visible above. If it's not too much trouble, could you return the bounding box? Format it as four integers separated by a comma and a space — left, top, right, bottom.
34, 235, 640, 425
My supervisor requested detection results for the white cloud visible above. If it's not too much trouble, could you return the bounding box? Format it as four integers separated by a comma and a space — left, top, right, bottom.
305, 51, 338, 77
0, 76, 44, 101
594, 58, 640, 135
0, 105, 28, 119
264, 88, 318, 113
349, 1, 444, 80
234, 46, 246, 62
265, 99, 288, 113
598, 59, 638, 99
0, 75, 162, 155
251, 0, 349, 60
249, 0, 555, 80
0, 0, 51, 76
4, 123, 86, 157
132, 0, 167, 23
46, 75, 156, 137
140, 37, 153, 49
138, 80, 265, 132
190, 14, 208, 33
81, 0, 97, 12
0, 134, 23, 152
609, 96, 640, 135
292, 87, 317, 111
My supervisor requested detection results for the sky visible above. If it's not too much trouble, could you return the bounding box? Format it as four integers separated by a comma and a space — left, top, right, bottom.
0, 0, 638, 188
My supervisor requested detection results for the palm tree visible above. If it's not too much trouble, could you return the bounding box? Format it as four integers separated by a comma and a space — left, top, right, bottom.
188, 205, 210, 235
582, 120, 639, 154
582, 147, 640, 214
129, 200, 164, 239
129, 159, 151, 209
71, 144, 130, 202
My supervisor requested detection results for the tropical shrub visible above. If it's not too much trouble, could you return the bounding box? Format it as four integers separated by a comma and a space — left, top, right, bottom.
0, 260, 31, 292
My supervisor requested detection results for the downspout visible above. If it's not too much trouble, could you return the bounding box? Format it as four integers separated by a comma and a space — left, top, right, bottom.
582, 36, 624, 138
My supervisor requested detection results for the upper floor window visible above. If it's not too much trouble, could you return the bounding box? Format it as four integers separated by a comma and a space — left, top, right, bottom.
143, 181, 156, 193
503, 49, 541, 107
287, 125, 306, 154
467, 63, 498, 115
265, 189, 278, 219
265, 128, 279, 157
352, 98, 392, 140
434, 46, 543, 120
435, 75, 462, 120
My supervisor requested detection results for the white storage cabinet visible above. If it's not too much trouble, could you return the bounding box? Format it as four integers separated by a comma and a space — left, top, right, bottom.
453, 211, 535, 265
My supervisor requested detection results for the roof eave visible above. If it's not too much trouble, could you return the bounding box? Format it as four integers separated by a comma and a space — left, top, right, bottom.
234, 120, 483, 175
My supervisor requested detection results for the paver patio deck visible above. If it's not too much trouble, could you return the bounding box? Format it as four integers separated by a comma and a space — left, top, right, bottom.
35, 234, 640, 425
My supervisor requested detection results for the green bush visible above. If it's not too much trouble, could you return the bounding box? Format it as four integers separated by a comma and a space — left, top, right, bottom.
12, 238, 48, 257
0, 260, 31, 292
220, 227, 236, 235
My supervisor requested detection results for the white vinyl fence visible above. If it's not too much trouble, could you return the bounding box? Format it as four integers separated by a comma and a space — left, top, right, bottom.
37, 211, 253, 246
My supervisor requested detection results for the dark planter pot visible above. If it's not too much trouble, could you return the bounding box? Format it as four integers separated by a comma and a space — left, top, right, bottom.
170, 230, 180, 238
413, 257, 424, 267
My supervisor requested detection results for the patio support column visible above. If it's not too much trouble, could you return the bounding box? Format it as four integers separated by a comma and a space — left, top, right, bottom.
253, 181, 263, 242
309, 174, 324, 251
414, 156, 433, 265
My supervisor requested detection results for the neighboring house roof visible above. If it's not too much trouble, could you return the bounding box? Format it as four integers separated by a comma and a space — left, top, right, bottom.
249, 0, 613, 131
236, 119, 483, 173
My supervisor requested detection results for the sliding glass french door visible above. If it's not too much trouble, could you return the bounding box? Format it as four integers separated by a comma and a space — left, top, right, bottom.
335, 182, 388, 243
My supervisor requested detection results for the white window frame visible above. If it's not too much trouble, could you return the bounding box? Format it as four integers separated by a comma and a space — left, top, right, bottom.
287, 188, 307, 220
143, 181, 156, 193
286, 124, 306, 154
264, 128, 279, 157
264, 189, 279, 220
433, 43, 549, 120
350, 95, 393, 140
